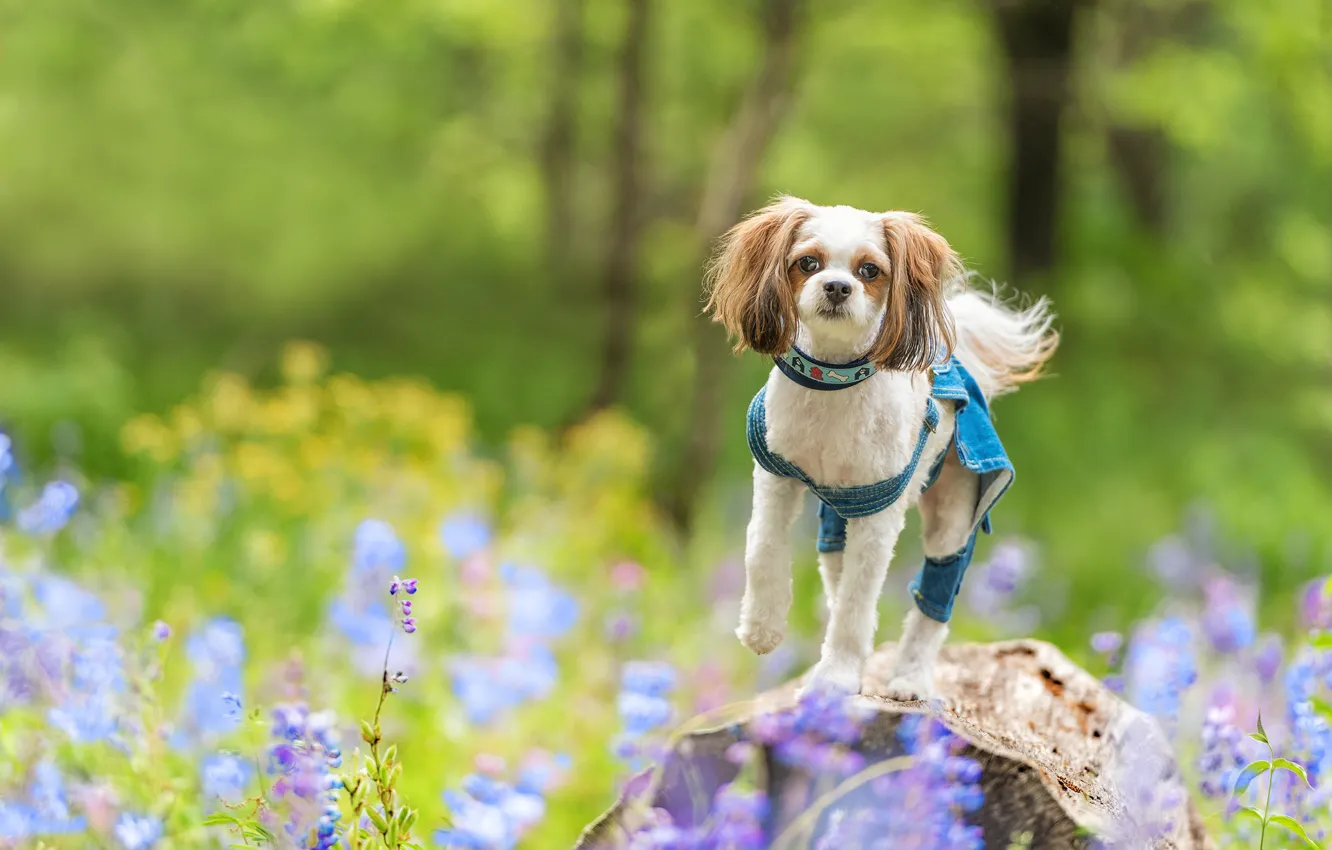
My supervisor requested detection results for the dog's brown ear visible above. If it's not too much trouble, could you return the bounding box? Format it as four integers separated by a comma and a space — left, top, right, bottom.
868, 212, 959, 372
704, 196, 810, 356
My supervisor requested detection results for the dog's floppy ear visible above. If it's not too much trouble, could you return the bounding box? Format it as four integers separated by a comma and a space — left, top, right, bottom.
704, 196, 810, 356
868, 212, 959, 372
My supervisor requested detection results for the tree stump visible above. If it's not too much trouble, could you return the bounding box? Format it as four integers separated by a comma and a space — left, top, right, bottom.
576, 640, 1214, 849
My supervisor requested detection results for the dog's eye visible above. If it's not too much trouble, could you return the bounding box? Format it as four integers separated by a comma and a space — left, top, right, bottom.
858, 262, 881, 280
797, 256, 821, 274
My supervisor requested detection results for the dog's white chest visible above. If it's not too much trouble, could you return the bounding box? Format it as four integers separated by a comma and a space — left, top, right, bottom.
763, 372, 935, 489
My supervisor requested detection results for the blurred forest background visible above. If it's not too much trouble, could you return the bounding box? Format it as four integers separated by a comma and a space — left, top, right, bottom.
1, 0, 1330, 625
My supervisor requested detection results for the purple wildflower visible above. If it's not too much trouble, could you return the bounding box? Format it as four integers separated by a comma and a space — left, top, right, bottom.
807, 717, 983, 848
1254, 633, 1283, 683
624, 785, 767, 850
749, 687, 871, 777
1091, 631, 1123, 656
1201, 576, 1256, 653
151, 621, 171, 642
1102, 717, 1185, 845
1302, 578, 1332, 631
267, 703, 343, 850
1196, 705, 1248, 798
1146, 535, 1202, 591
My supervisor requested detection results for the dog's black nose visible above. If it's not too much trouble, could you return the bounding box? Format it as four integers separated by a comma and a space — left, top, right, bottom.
822, 280, 853, 305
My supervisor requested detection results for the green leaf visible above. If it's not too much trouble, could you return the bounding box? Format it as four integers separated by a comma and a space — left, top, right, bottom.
1269, 814, 1323, 848
366, 807, 389, 833
1236, 805, 1266, 827
1234, 761, 1271, 795
202, 813, 243, 828
1257, 712, 1268, 738
1274, 758, 1314, 787
360, 719, 376, 744
1310, 631, 1332, 650
1312, 696, 1332, 720
241, 822, 276, 842
1249, 731, 1270, 745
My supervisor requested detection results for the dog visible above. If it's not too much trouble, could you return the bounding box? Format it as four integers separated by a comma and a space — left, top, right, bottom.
706, 196, 1058, 699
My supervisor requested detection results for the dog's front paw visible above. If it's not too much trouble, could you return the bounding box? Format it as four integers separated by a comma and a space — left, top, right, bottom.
735, 617, 786, 655
882, 668, 936, 702
799, 657, 863, 699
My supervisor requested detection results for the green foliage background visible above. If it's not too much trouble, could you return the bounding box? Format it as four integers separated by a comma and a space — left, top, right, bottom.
0, 0, 1330, 634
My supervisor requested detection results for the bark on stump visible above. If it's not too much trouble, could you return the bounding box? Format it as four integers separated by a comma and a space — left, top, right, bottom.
576, 639, 1214, 849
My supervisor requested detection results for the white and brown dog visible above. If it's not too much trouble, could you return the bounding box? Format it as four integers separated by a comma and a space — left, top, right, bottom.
707, 196, 1058, 700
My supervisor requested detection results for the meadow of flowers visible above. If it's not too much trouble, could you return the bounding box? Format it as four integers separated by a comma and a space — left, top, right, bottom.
2, 342, 1331, 848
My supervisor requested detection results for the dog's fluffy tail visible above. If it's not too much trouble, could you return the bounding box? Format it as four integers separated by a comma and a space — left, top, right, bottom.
946, 276, 1059, 399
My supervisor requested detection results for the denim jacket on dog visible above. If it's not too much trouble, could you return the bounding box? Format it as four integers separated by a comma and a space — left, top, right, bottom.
746, 354, 1014, 623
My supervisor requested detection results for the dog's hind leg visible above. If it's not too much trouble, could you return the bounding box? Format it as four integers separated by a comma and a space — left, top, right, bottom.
815, 502, 847, 615
884, 451, 980, 701
817, 552, 843, 616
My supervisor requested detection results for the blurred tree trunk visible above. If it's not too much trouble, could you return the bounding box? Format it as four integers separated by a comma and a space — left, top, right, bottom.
1102, 0, 1208, 235
541, 0, 584, 268
665, 0, 805, 532
584, 0, 651, 415
988, 0, 1092, 284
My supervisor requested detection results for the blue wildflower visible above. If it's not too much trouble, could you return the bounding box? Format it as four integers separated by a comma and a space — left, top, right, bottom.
35, 574, 106, 631
1124, 617, 1198, 726
614, 660, 677, 759
617, 691, 672, 737
328, 598, 394, 647
437, 773, 546, 850
114, 812, 163, 849
17, 481, 79, 535
353, 519, 406, 576
202, 754, 251, 804
440, 513, 493, 560
47, 632, 124, 742
0, 432, 13, 485
501, 564, 578, 640
620, 661, 677, 699
183, 618, 246, 737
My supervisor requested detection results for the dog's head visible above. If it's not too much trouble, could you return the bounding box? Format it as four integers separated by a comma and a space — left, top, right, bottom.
705, 196, 959, 371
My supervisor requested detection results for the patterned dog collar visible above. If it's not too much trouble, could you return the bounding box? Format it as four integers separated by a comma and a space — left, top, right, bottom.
772, 345, 876, 391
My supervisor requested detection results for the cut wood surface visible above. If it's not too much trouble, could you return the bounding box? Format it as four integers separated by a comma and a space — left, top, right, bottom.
576, 639, 1214, 849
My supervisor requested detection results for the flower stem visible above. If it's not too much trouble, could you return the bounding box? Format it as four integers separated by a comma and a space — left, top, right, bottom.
1259, 741, 1274, 850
